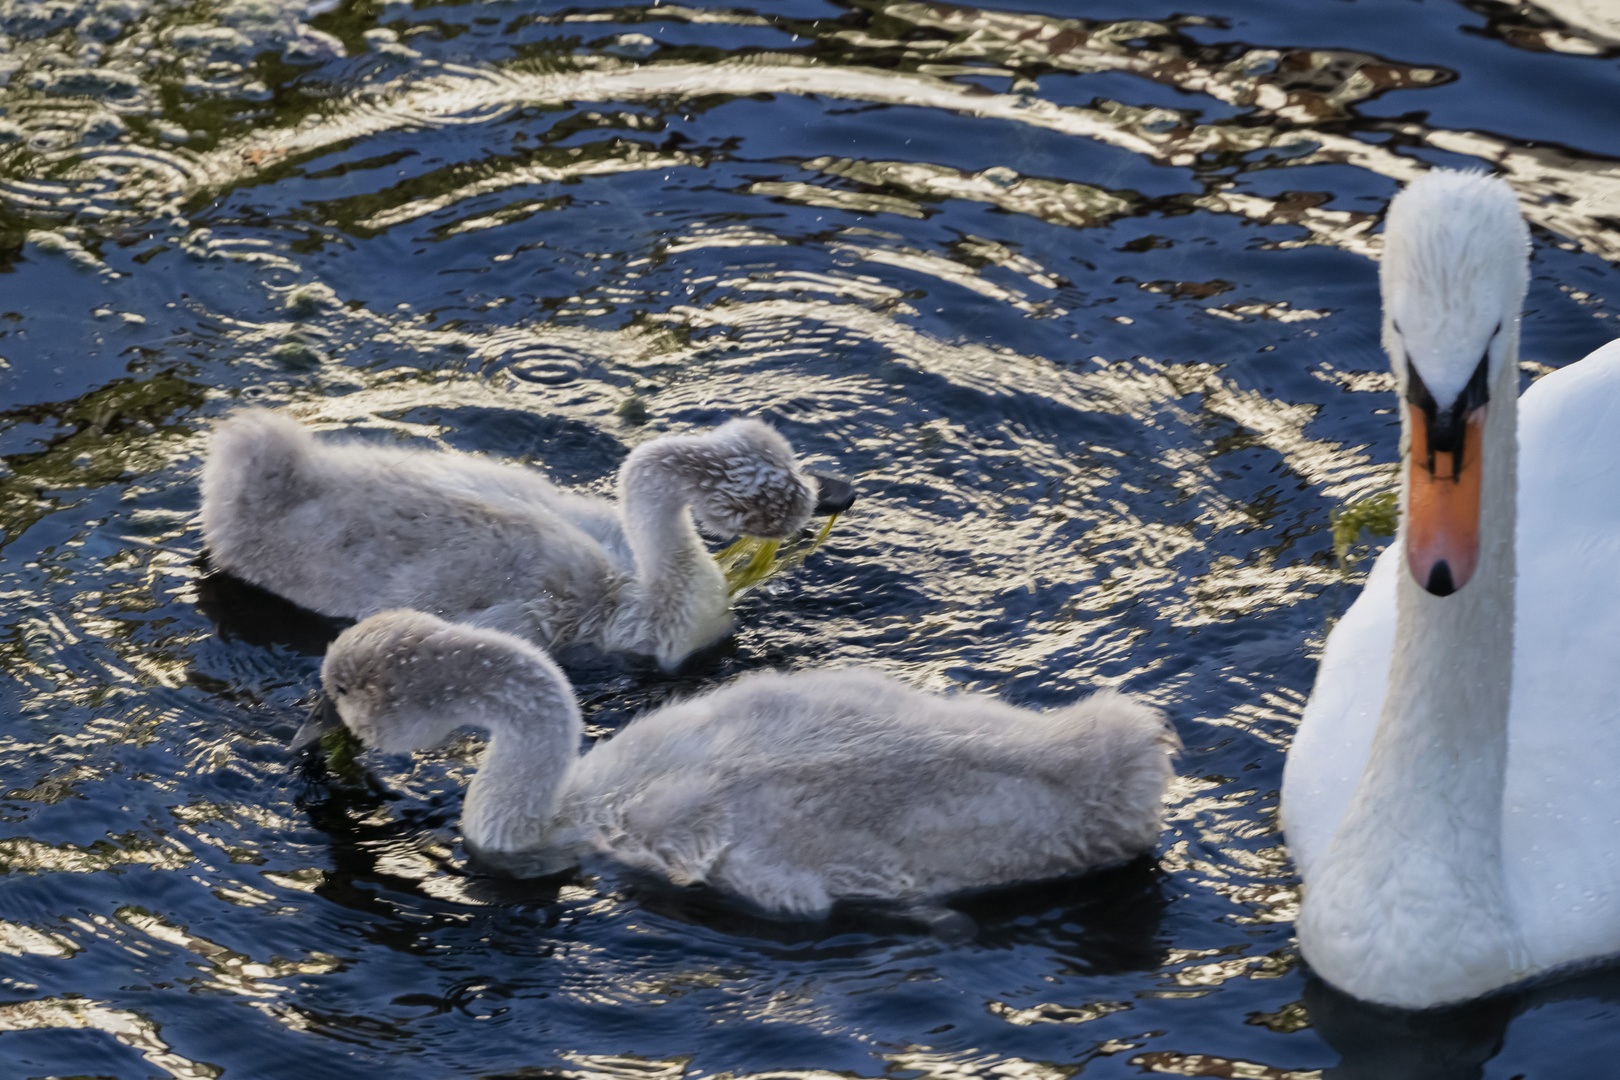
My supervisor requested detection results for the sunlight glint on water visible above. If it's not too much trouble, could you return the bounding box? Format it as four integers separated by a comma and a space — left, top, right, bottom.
3, 0, 1620, 1077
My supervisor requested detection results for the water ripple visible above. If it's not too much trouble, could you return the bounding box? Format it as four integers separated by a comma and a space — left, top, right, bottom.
5, 2, 1620, 1076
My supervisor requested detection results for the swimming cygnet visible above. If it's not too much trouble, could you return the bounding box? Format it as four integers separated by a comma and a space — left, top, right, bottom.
200, 410, 852, 670
298, 609, 1181, 918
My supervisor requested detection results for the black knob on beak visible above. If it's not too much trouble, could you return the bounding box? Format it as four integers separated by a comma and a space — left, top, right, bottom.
289, 694, 341, 754
809, 472, 856, 516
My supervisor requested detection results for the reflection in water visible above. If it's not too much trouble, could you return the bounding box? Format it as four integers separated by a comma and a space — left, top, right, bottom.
1484, 1, 1620, 55
194, 568, 349, 656
2, 0, 1620, 1075
1304, 961, 1620, 1079
0, 831, 194, 874
1304, 975, 1513, 1080
0, 997, 222, 1079
5, 1, 1620, 263
0, 372, 206, 546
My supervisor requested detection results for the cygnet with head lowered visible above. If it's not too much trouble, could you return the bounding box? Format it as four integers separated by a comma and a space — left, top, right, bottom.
200, 410, 853, 670
302, 609, 1180, 918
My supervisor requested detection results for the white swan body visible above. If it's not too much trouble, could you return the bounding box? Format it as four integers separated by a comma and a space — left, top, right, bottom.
199, 410, 821, 669
315, 610, 1181, 917
1282, 169, 1620, 1008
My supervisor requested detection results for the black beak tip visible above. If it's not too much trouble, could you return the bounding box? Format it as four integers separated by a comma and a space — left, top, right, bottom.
808, 472, 856, 516
1424, 560, 1456, 597
289, 694, 341, 754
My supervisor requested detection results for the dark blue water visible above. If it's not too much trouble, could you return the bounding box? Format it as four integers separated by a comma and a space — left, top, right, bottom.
3, 1, 1620, 1076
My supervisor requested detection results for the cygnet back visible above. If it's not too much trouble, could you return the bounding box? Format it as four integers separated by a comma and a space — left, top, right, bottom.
556, 669, 1179, 916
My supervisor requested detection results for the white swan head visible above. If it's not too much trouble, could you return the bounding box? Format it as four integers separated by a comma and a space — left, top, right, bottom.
628, 418, 819, 539
317, 609, 578, 753
1381, 170, 1529, 595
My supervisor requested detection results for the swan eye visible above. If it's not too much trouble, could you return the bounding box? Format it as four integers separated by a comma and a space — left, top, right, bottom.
1405, 359, 1436, 414
1406, 350, 1491, 463
333, 683, 349, 696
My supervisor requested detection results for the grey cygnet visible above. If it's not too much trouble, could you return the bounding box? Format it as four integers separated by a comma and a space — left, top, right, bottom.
308, 609, 1181, 918
200, 409, 827, 669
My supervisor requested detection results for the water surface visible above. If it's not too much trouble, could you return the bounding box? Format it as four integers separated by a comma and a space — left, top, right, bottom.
3, 0, 1620, 1076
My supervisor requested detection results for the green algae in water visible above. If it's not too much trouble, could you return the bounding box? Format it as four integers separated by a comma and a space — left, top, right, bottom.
0, 372, 207, 547
271, 339, 325, 370
616, 395, 650, 426
716, 515, 840, 597
1332, 491, 1398, 573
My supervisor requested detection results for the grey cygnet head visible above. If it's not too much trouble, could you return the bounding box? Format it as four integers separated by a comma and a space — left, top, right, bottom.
631, 419, 818, 539
320, 609, 577, 754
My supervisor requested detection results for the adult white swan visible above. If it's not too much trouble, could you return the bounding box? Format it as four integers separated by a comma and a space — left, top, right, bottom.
1281, 169, 1620, 1008
298, 609, 1180, 916
201, 410, 851, 670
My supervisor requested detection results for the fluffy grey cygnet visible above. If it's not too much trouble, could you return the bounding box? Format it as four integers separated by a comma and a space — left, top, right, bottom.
315, 609, 1181, 917
200, 409, 819, 669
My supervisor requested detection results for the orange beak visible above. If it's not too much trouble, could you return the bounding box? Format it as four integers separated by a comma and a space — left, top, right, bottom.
1405, 402, 1486, 595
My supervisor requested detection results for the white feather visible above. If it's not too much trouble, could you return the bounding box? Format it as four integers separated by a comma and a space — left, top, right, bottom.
1282, 168, 1620, 1008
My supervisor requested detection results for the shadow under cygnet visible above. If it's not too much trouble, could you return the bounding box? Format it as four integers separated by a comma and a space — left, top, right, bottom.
619, 852, 1168, 960
194, 561, 351, 656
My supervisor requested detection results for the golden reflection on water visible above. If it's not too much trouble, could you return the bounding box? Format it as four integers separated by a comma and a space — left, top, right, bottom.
987, 997, 1130, 1026
0, 919, 78, 958
556, 1052, 693, 1080
1, 1, 1615, 270
885, 1048, 1077, 1080
1128, 1050, 1321, 1079
0, 996, 223, 1079
0, 832, 194, 875
5, 0, 1620, 1075
805, 157, 1135, 230
349, 141, 700, 234
118, 906, 343, 997
0, 372, 206, 545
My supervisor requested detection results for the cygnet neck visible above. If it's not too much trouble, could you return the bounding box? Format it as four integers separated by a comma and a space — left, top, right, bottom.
613, 439, 730, 659
457, 652, 583, 858
1300, 345, 1523, 1006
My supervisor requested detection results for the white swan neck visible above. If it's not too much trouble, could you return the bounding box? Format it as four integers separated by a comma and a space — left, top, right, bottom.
1300, 358, 1526, 1006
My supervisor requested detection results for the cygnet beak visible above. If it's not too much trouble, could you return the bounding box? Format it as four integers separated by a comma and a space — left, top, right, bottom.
809, 472, 857, 516
290, 694, 342, 753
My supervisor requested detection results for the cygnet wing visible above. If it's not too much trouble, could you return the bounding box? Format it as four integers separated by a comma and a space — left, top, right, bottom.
402, 451, 634, 573
706, 680, 1171, 902
564, 669, 1173, 912
203, 412, 616, 630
